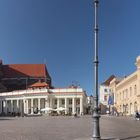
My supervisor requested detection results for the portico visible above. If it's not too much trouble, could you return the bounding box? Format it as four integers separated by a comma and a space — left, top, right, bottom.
0, 88, 86, 116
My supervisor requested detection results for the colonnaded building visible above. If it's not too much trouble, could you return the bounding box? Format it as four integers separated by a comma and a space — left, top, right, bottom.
100, 56, 140, 116
0, 60, 87, 116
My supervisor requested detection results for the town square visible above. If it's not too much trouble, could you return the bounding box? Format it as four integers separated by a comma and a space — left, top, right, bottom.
1, 0, 140, 140
0, 115, 140, 140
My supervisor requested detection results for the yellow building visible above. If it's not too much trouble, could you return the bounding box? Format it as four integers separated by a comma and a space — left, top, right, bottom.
109, 56, 140, 116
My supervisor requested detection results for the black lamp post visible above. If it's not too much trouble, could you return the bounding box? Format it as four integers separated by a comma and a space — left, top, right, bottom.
92, 0, 100, 139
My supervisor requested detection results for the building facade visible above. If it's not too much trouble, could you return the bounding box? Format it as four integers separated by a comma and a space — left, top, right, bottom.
99, 75, 115, 106
0, 87, 87, 116
102, 56, 140, 116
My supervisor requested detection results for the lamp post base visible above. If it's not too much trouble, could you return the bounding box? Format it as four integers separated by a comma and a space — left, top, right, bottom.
92, 109, 101, 140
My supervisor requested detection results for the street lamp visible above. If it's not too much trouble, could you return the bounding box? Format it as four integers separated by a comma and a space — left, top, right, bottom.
92, 0, 100, 140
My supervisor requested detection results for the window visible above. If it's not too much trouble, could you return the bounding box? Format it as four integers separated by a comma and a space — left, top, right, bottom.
76, 99, 80, 105
104, 89, 107, 92
61, 99, 65, 105
69, 99, 72, 105
104, 95, 107, 101
54, 99, 57, 105
69, 107, 72, 112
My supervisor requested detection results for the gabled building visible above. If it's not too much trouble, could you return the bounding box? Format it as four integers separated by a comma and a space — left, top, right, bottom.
0, 60, 52, 91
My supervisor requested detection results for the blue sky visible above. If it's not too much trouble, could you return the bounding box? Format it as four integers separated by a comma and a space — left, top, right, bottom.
0, 0, 140, 96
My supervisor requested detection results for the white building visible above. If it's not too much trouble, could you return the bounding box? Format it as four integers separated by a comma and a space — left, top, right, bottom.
0, 87, 87, 116
99, 75, 115, 106
99, 85, 110, 106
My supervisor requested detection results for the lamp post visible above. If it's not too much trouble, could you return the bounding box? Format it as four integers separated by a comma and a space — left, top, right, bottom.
92, 0, 100, 140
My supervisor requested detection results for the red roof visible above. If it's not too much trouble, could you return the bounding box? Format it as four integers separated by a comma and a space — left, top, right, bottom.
102, 75, 115, 86
2, 64, 51, 78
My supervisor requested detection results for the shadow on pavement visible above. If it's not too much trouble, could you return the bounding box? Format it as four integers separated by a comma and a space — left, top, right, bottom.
120, 134, 140, 140
0, 118, 13, 121
101, 138, 119, 140
101, 134, 140, 140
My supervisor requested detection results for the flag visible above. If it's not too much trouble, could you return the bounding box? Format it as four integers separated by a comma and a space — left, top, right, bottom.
108, 94, 114, 105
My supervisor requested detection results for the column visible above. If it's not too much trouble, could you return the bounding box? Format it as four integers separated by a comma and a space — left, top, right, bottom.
72, 98, 75, 115
11, 100, 13, 113
44, 97, 49, 114
57, 98, 60, 114
38, 98, 41, 114
16, 100, 19, 113
31, 98, 34, 114
23, 99, 26, 114
0, 100, 2, 113
65, 98, 68, 114
25, 99, 29, 114
80, 97, 83, 115
4, 100, 7, 114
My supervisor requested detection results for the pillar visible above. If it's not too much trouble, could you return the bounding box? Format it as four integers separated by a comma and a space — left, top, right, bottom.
31, 98, 34, 114
4, 100, 7, 114
80, 97, 83, 115
16, 100, 19, 113
11, 100, 13, 113
0, 100, 2, 113
24, 99, 28, 114
65, 98, 67, 114
38, 98, 41, 114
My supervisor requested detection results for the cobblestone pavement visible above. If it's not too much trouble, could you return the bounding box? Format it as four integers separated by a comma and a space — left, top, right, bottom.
0, 115, 140, 140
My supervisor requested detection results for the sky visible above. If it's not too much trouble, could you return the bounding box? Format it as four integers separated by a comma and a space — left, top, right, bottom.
0, 0, 140, 96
